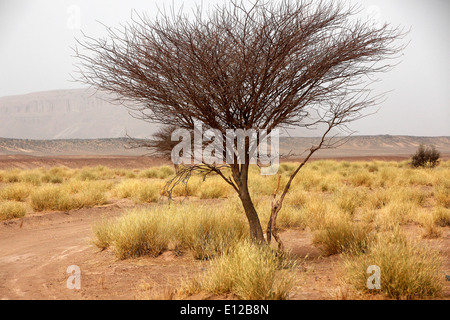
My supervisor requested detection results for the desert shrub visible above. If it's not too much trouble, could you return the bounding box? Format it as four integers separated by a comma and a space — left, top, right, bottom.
76, 168, 98, 181
374, 201, 415, 230
41, 173, 64, 184
434, 185, 450, 208
112, 179, 142, 199
349, 171, 374, 187
394, 188, 428, 207
71, 188, 108, 209
411, 144, 440, 168
366, 188, 390, 210
366, 163, 379, 173
135, 185, 159, 203
92, 218, 116, 250
313, 216, 374, 255
433, 207, 450, 227
278, 162, 296, 175
175, 204, 248, 259
284, 189, 308, 209
276, 205, 308, 230
416, 211, 442, 238
94, 209, 169, 259
296, 171, 322, 191
139, 168, 160, 179
18, 170, 42, 186
376, 166, 398, 187
199, 179, 230, 199
30, 183, 107, 212
302, 196, 329, 230
334, 188, 365, 215
170, 176, 202, 197
139, 166, 174, 179
93, 203, 247, 260
0, 201, 27, 220
0, 183, 31, 202
0, 170, 20, 183
65, 180, 113, 194
74, 166, 114, 181
343, 230, 442, 299
112, 179, 162, 203
183, 240, 296, 300
158, 166, 175, 178
29, 185, 72, 211
248, 174, 288, 196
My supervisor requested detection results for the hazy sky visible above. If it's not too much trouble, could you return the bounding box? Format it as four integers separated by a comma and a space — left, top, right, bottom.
0, 0, 449, 136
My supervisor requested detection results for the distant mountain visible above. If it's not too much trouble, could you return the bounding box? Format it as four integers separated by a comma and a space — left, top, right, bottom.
279, 135, 450, 158
0, 88, 155, 139
0, 136, 449, 158
0, 138, 146, 156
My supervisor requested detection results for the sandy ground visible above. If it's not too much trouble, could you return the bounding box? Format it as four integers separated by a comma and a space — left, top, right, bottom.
1, 200, 448, 300
0, 199, 350, 300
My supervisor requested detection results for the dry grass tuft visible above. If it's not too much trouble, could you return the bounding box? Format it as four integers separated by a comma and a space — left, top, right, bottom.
181, 240, 296, 300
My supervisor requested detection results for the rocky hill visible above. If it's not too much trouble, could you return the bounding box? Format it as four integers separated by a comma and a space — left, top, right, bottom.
0, 136, 449, 158
0, 88, 153, 139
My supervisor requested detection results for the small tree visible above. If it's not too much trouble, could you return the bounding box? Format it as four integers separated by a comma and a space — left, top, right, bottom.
75, 0, 406, 246
411, 144, 440, 168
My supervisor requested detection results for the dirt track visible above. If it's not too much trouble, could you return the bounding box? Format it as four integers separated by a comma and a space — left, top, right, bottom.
0, 199, 344, 300
0, 199, 212, 300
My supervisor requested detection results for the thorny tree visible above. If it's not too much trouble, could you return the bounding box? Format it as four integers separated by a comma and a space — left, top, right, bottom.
74, 0, 406, 247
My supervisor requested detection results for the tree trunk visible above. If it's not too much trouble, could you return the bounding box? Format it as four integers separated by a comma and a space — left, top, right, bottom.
235, 159, 265, 243
239, 187, 265, 242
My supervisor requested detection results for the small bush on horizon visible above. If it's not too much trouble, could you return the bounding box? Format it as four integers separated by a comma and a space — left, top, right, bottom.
411, 145, 440, 168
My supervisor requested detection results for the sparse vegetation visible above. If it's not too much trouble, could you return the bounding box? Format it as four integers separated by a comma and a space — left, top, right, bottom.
1, 160, 449, 300
93, 203, 248, 260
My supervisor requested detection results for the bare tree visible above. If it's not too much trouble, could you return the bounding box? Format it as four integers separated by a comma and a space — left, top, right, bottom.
74, 0, 406, 245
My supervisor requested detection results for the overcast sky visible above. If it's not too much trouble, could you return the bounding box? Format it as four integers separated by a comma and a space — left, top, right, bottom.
0, 0, 449, 136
